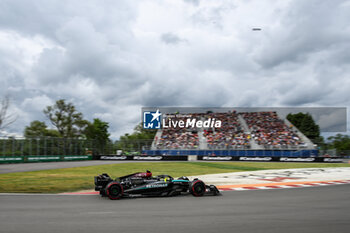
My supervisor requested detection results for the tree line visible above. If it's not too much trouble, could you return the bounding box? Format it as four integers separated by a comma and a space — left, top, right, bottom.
287, 112, 349, 152
1, 96, 349, 154
24, 99, 111, 154
22, 99, 156, 154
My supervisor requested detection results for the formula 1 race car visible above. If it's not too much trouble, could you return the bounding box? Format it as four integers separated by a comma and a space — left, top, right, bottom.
94, 170, 220, 200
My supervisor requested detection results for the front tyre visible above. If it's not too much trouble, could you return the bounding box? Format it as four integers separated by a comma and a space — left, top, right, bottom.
190, 180, 206, 197
106, 182, 123, 200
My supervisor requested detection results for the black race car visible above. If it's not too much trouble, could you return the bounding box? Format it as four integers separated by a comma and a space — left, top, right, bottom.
94, 170, 220, 200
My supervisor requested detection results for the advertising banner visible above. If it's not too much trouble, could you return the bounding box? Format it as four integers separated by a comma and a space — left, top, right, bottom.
0, 155, 92, 163
99, 155, 187, 161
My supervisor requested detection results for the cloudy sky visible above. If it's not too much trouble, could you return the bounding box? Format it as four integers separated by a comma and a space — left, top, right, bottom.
0, 0, 349, 139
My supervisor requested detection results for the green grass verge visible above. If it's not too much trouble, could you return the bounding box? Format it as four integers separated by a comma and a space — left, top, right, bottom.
0, 162, 349, 193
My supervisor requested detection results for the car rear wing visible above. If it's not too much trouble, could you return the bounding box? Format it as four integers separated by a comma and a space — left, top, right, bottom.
94, 173, 113, 191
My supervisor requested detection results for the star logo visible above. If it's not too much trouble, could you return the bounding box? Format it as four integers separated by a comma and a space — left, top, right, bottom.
151, 109, 161, 122
143, 109, 162, 129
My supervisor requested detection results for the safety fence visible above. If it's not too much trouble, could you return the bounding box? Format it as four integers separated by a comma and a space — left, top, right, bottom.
0, 137, 96, 163
0, 137, 152, 163
0, 137, 348, 163
0, 137, 152, 156
0, 137, 96, 156
0, 155, 92, 163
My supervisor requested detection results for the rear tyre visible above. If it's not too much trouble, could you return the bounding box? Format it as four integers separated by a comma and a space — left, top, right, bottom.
190, 180, 206, 197
106, 182, 123, 200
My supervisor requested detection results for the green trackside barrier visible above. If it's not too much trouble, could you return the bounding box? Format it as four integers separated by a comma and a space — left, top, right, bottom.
63, 155, 92, 161
26, 156, 61, 162
0, 155, 92, 163
0, 156, 24, 163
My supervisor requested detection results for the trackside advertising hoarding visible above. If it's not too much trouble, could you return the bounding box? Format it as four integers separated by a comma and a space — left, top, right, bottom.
99, 155, 187, 161
98, 155, 343, 163
197, 156, 343, 163
0, 155, 92, 163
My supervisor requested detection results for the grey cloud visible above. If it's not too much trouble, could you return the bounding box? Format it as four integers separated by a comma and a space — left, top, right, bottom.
161, 33, 185, 44
254, 0, 350, 68
1, 0, 350, 139
0, 0, 136, 40
183, 0, 200, 6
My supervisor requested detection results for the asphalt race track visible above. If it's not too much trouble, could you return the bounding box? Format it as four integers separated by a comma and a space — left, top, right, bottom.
1, 185, 349, 233
0, 160, 241, 174
0, 160, 161, 174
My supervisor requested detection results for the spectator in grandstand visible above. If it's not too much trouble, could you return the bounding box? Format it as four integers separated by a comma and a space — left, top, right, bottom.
240, 111, 303, 149
156, 116, 199, 149
203, 111, 250, 149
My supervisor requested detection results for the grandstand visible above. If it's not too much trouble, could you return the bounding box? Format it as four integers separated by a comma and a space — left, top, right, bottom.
148, 110, 316, 157
154, 115, 199, 150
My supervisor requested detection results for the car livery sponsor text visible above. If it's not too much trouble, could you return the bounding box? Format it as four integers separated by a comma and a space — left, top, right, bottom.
146, 183, 168, 188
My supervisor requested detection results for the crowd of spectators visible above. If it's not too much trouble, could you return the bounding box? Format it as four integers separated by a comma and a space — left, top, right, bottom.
203, 111, 250, 149
155, 116, 199, 149
154, 111, 307, 150
240, 111, 303, 149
